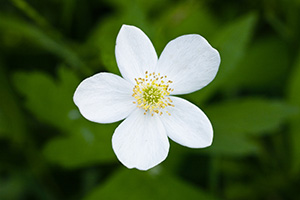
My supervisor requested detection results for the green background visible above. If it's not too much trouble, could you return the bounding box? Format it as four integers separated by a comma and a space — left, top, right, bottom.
1, 0, 300, 199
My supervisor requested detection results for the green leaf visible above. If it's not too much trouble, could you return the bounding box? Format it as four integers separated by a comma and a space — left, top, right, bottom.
207, 98, 296, 135
153, 2, 219, 53
221, 36, 290, 91
86, 3, 149, 74
0, 171, 26, 200
185, 12, 257, 104
13, 67, 80, 131
13, 67, 118, 167
0, 110, 7, 136
84, 169, 217, 200
211, 12, 257, 85
0, 15, 88, 73
206, 132, 259, 156
43, 122, 117, 168
204, 98, 296, 156
287, 51, 300, 175
86, 17, 121, 75
0, 62, 26, 143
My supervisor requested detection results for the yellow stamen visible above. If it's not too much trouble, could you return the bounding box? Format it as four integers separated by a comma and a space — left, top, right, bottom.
132, 71, 174, 116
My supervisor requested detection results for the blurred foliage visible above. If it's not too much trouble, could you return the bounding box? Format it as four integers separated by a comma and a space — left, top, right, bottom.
1, 0, 300, 199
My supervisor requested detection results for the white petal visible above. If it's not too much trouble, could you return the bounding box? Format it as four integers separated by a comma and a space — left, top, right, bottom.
115, 25, 158, 84
161, 96, 213, 148
112, 109, 169, 170
73, 72, 136, 123
156, 34, 220, 95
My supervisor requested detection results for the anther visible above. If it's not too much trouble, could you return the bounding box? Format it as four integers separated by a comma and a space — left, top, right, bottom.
132, 71, 174, 116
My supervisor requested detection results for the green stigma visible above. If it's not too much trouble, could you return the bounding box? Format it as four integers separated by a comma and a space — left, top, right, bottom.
142, 86, 162, 105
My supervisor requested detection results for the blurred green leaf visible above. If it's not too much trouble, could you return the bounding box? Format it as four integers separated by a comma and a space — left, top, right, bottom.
206, 132, 259, 156
101, 0, 153, 28
204, 98, 296, 156
185, 12, 257, 104
0, 62, 26, 143
13, 67, 118, 167
224, 183, 257, 200
207, 98, 296, 135
0, 109, 9, 138
154, 1, 218, 44
0, 110, 7, 135
0, 167, 55, 200
103, 0, 165, 11
43, 122, 117, 168
287, 51, 300, 175
84, 169, 217, 200
221, 36, 290, 91
86, 1, 150, 74
0, 15, 89, 73
0, 171, 26, 200
86, 17, 121, 75
211, 12, 257, 87
13, 67, 79, 131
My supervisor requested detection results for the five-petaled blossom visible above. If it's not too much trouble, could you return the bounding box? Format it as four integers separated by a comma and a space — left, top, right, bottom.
73, 24, 220, 170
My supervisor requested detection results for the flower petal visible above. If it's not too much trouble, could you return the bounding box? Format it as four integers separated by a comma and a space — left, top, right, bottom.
73, 72, 135, 123
115, 25, 158, 84
156, 34, 220, 95
161, 96, 213, 148
112, 109, 169, 170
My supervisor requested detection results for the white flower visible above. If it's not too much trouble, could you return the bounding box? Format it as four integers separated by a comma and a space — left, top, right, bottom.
73, 24, 220, 170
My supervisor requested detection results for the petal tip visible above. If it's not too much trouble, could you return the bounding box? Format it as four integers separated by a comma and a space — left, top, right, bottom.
119, 24, 138, 33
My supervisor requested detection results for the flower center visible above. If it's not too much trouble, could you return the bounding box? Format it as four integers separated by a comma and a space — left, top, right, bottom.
132, 71, 174, 116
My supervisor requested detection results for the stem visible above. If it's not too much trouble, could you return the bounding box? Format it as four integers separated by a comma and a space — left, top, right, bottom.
10, 0, 50, 29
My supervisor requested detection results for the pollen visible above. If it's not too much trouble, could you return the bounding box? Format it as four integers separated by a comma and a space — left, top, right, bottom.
132, 71, 174, 116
